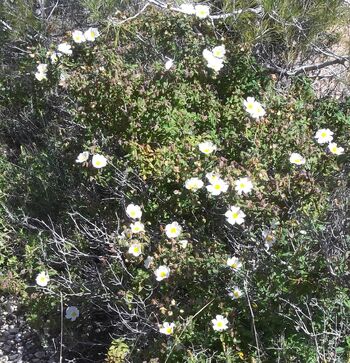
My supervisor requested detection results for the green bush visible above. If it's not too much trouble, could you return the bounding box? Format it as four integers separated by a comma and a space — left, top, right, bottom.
0, 2, 349, 363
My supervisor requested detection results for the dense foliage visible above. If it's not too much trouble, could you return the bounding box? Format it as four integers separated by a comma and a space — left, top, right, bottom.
0, 1, 350, 362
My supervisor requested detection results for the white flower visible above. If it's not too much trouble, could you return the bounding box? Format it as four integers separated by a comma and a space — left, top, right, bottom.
35, 72, 47, 81
203, 49, 214, 62
59, 71, 69, 87
262, 230, 275, 250
315, 129, 334, 144
243, 97, 256, 113
37, 63, 48, 73
328, 142, 344, 155
179, 239, 188, 249
202, 49, 224, 71
65, 306, 80, 321
84, 27, 100, 42
126, 204, 142, 219
130, 221, 145, 234
179, 3, 196, 14
234, 177, 253, 195
289, 152, 306, 165
212, 45, 226, 58
75, 151, 89, 163
128, 243, 142, 257
36, 271, 50, 287
165, 222, 182, 238
155, 265, 170, 281
206, 172, 220, 184
144, 256, 154, 269
243, 97, 266, 118
165, 58, 174, 70
49, 51, 58, 64
212, 315, 228, 331
228, 287, 243, 300
57, 42, 72, 56
159, 322, 175, 335
72, 30, 86, 44
226, 257, 242, 271
185, 177, 204, 191
35, 63, 48, 81
91, 154, 107, 168
250, 101, 266, 119
206, 178, 229, 196
225, 206, 246, 225
198, 141, 217, 154
207, 56, 224, 72
195, 4, 210, 19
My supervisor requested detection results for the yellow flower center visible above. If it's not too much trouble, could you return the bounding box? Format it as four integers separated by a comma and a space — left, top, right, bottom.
234, 291, 240, 298
230, 263, 237, 269
170, 227, 177, 234
239, 183, 245, 189
166, 327, 172, 334
39, 276, 47, 283
160, 271, 167, 277
71, 312, 77, 317
232, 212, 239, 219
214, 184, 221, 190
95, 160, 101, 166
133, 247, 140, 253
266, 234, 274, 241
331, 146, 337, 153
321, 132, 327, 137
203, 148, 210, 153
247, 103, 254, 110
217, 321, 223, 327
130, 211, 136, 217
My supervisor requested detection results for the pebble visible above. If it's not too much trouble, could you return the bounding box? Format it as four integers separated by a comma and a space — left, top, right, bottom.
0, 295, 55, 363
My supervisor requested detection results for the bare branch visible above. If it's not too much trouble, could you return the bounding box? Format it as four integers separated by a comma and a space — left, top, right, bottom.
109, 0, 263, 25
265, 57, 349, 76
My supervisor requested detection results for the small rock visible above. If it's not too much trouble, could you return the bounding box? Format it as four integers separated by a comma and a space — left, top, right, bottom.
34, 351, 46, 359
2, 345, 11, 353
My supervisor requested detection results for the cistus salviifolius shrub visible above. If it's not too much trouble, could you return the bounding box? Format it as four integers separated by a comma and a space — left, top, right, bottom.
0, 2, 350, 362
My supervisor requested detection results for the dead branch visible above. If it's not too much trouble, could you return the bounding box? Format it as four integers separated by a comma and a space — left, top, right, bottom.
265, 57, 349, 76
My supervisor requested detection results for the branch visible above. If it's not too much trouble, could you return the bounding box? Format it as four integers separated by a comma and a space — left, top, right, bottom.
244, 279, 262, 361
109, 0, 263, 25
265, 57, 349, 76
0, 19, 13, 31
116, 2, 151, 25
209, 6, 264, 19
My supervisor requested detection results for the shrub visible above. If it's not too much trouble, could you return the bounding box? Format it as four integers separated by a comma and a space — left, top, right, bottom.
0, 2, 349, 362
